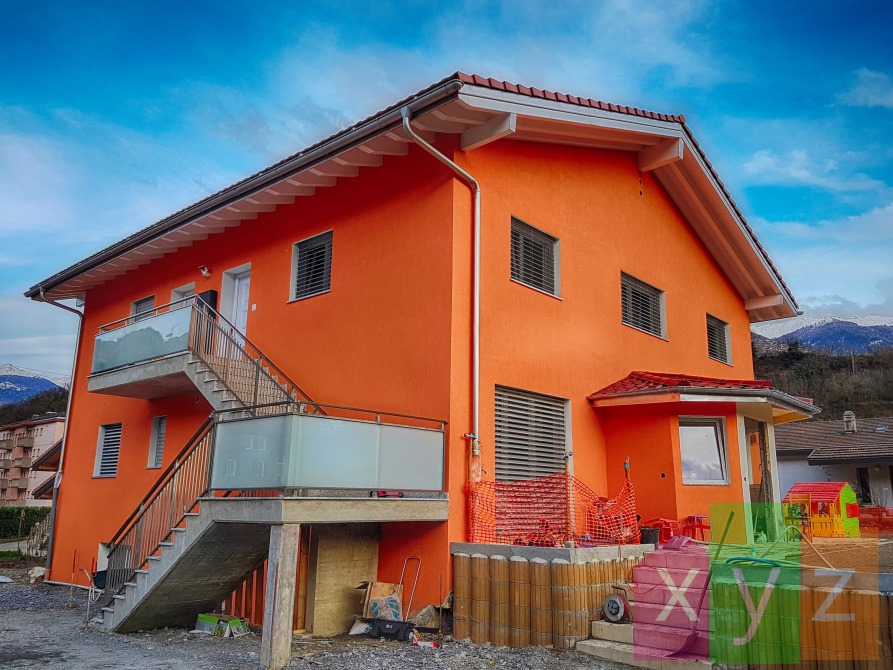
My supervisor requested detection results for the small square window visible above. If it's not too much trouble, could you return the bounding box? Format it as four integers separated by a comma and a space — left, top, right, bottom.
679, 418, 729, 485
621, 273, 665, 338
292, 231, 333, 300
510, 218, 559, 296
706, 314, 731, 364
131, 296, 155, 322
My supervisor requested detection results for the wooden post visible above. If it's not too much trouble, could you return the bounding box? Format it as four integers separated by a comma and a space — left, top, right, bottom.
509, 556, 530, 648
490, 555, 510, 647
470, 553, 490, 644
530, 558, 552, 647
452, 553, 471, 640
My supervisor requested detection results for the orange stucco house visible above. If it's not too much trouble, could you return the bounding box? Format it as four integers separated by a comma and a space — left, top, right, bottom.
26, 72, 816, 658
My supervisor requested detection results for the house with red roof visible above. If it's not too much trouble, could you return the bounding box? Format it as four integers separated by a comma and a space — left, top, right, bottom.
26, 72, 817, 665
775, 412, 893, 506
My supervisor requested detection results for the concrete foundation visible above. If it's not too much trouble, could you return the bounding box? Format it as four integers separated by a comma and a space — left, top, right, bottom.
261, 524, 301, 670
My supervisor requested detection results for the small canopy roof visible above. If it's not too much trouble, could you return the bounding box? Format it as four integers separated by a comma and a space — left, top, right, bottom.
782, 482, 852, 504
588, 371, 820, 425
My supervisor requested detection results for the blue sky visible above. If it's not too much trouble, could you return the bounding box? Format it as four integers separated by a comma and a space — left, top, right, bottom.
1, 1, 892, 376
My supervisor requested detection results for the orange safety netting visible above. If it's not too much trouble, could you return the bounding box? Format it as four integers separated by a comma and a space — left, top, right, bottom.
466, 472, 639, 547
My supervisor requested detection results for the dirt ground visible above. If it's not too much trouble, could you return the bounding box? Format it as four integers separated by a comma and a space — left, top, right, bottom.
0, 569, 616, 670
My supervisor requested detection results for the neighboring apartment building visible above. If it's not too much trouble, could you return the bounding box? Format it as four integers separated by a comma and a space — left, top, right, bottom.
776, 413, 893, 505
0, 413, 64, 507
26, 73, 816, 649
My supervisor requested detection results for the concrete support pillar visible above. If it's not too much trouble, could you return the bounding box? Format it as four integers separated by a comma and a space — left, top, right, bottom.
261, 523, 300, 670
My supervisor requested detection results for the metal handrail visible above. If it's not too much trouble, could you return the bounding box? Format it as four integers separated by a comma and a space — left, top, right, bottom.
186, 300, 319, 414
97, 296, 194, 333
215, 401, 447, 429
101, 418, 215, 606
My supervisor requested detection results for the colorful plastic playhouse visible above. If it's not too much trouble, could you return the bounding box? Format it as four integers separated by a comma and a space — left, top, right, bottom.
782, 482, 860, 539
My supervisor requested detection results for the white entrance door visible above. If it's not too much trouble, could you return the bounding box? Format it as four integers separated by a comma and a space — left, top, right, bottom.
232, 271, 251, 345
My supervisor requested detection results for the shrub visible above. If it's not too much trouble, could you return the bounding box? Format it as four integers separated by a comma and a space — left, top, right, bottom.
0, 507, 51, 539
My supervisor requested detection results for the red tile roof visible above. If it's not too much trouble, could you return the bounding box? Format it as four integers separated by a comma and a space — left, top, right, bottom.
26, 72, 795, 311
588, 371, 774, 399
775, 416, 893, 463
782, 482, 851, 504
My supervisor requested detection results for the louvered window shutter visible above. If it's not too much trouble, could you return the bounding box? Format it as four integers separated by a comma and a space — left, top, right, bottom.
294, 231, 333, 299
511, 218, 558, 295
621, 273, 664, 337
152, 416, 167, 468
98, 424, 122, 477
706, 315, 730, 363
495, 386, 567, 482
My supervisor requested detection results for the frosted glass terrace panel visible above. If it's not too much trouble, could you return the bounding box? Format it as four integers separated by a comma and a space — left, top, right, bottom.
92, 309, 191, 372
378, 425, 444, 490
290, 415, 379, 488
211, 416, 291, 489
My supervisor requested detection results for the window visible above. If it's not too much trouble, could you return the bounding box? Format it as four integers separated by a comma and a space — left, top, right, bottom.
171, 283, 195, 307
94, 423, 122, 478
292, 231, 333, 300
148, 416, 167, 469
679, 418, 728, 485
510, 218, 559, 296
621, 273, 665, 338
495, 386, 569, 482
707, 314, 731, 364
131, 295, 155, 322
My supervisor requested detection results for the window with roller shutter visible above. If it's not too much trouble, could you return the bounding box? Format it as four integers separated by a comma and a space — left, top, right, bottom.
621, 272, 665, 338
292, 230, 333, 300
495, 386, 568, 482
706, 314, 731, 364
510, 218, 559, 296
148, 416, 167, 469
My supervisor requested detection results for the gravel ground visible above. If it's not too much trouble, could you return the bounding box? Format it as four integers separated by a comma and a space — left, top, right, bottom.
0, 572, 617, 670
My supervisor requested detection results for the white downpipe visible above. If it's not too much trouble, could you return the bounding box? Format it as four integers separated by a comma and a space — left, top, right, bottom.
401, 110, 483, 479
37, 288, 83, 572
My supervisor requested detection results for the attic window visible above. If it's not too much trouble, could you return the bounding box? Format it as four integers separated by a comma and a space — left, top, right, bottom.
292, 231, 333, 300
621, 273, 665, 338
706, 315, 731, 364
511, 218, 559, 296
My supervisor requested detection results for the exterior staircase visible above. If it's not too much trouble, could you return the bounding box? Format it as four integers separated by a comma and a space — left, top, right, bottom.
577, 544, 713, 669
97, 301, 317, 630
101, 507, 271, 632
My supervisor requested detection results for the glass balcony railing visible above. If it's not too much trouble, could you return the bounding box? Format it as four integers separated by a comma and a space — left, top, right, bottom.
92, 305, 192, 373
210, 412, 445, 492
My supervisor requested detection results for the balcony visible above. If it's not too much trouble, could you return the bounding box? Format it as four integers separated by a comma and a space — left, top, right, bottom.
16, 437, 34, 449
0, 480, 7, 490
10, 478, 29, 490
88, 298, 197, 399
211, 409, 445, 495
13, 458, 31, 468
0, 459, 11, 469
0, 439, 11, 450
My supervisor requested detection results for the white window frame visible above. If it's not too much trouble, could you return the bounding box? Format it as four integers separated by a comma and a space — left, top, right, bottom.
678, 417, 730, 486
621, 272, 666, 339
170, 283, 195, 307
510, 217, 561, 297
706, 314, 732, 365
291, 230, 333, 301
494, 385, 571, 482
94, 423, 122, 478
147, 416, 167, 469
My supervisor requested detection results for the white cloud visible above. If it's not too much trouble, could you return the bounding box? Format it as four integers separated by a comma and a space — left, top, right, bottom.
840, 69, 893, 109
0, 295, 78, 375
766, 203, 893, 243
743, 148, 885, 192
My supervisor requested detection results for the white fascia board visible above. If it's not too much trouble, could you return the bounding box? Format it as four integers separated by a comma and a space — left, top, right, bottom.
457, 86, 684, 139
676, 140, 798, 317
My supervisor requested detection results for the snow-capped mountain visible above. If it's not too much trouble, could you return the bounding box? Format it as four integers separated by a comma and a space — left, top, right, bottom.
0, 364, 66, 406
752, 315, 893, 354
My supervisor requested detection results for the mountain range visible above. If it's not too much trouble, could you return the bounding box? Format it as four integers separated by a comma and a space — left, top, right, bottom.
751, 315, 893, 354
0, 364, 66, 406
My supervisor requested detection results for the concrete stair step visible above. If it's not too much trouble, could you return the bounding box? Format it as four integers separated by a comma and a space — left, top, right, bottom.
591, 620, 710, 655
630, 600, 712, 630
576, 638, 711, 670
639, 549, 710, 570
632, 565, 710, 589
624, 582, 710, 607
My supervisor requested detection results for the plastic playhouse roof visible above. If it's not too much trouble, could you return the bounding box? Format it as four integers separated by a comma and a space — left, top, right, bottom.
782, 482, 851, 503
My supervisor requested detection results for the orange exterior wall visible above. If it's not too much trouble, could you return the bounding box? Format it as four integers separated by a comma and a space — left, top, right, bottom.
52, 133, 760, 611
